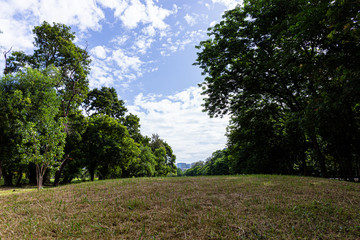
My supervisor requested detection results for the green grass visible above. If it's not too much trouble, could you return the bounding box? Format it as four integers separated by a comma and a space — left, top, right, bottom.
0, 175, 359, 239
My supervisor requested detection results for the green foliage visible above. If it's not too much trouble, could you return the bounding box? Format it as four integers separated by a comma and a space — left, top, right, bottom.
126, 146, 157, 177
4, 22, 92, 186
184, 150, 230, 176
0, 67, 66, 189
81, 115, 140, 181
5, 21, 91, 117
58, 111, 88, 184
0, 22, 179, 186
176, 168, 184, 176
123, 114, 143, 143
150, 134, 177, 176
0, 76, 28, 186
195, 0, 360, 179
83, 87, 127, 119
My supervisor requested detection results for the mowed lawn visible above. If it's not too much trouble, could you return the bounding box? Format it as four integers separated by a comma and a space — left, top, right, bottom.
0, 175, 359, 239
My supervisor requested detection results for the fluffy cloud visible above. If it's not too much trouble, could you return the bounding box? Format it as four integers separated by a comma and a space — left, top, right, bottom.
89, 59, 115, 88
184, 14, 197, 26
89, 47, 144, 90
111, 49, 143, 74
0, 0, 174, 49
160, 29, 206, 56
90, 46, 107, 59
128, 87, 229, 163
100, 0, 173, 31
38, 0, 105, 31
133, 35, 154, 54
120, 0, 147, 28
212, 0, 242, 9
111, 35, 129, 46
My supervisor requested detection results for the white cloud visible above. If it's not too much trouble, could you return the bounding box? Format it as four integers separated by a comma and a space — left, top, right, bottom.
111, 35, 129, 46
96, 0, 128, 17
128, 87, 229, 163
184, 14, 197, 26
212, 0, 242, 9
133, 36, 154, 54
106, 0, 173, 32
160, 29, 206, 56
89, 59, 115, 88
210, 21, 217, 27
111, 49, 143, 74
38, 0, 105, 31
89, 46, 145, 90
90, 46, 107, 59
120, 0, 147, 29
142, 25, 156, 36
0, 0, 106, 58
144, 0, 172, 30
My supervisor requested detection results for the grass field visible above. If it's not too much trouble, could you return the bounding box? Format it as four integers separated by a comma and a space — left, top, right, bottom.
0, 175, 359, 239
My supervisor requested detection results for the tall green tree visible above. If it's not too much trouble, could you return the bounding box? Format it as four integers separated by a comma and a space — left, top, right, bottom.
83, 87, 127, 119
5, 22, 91, 186
55, 111, 88, 185
150, 134, 177, 176
0, 75, 29, 186
81, 115, 139, 181
0, 67, 66, 189
195, 0, 360, 179
126, 146, 157, 177
124, 114, 143, 143
5, 21, 91, 116
83, 87, 143, 143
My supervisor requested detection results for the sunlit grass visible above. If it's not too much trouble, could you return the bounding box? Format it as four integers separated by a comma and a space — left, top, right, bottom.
0, 175, 359, 239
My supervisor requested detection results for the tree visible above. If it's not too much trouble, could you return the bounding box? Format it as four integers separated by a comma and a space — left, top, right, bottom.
55, 111, 88, 184
184, 161, 206, 176
195, 0, 360, 179
0, 67, 66, 189
84, 87, 144, 143
5, 22, 91, 186
150, 134, 177, 176
0, 76, 29, 186
126, 146, 157, 177
83, 87, 127, 119
176, 168, 184, 176
124, 114, 143, 143
206, 149, 230, 176
5, 22, 91, 116
81, 115, 139, 181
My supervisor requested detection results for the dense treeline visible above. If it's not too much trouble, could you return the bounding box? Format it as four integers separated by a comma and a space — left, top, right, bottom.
0, 22, 176, 189
182, 149, 230, 176
194, 0, 360, 180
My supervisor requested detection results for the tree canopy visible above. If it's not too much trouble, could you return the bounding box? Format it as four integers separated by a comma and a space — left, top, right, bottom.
0, 22, 178, 187
195, 0, 360, 180
0, 67, 66, 189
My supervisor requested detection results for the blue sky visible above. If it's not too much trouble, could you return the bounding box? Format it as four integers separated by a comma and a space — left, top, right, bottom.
0, 0, 242, 163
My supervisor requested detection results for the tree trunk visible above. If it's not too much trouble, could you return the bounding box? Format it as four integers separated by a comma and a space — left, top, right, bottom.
53, 155, 70, 187
2, 171, 13, 186
36, 164, 45, 190
28, 163, 37, 185
37, 175, 43, 190
16, 170, 23, 187
89, 166, 95, 181
308, 133, 327, 177
301, 157, 308, 176
0, 161, 2, 182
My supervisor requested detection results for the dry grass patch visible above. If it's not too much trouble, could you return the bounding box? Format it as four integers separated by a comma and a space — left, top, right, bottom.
0, 175, 359, 239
